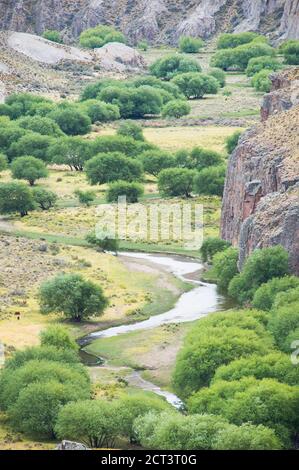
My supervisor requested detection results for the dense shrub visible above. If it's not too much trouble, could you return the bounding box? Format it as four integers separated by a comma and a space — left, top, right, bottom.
150, 54, 201, 80
132, 76, 183, 99
225, 130, 242, 154
40, 325, 78, 352
39, 273, 108, 321
212, 247, 239, 290
7, 133, 53, 162
179, 36, 204, 53
42, 30, 62, 43
213, 423, 282, 450
193, 165, 226, 196
11, 156, 48, 185
0, 181, 35, 216
208, 68, 226, 87
251, 69, 272, 93
0, 125, 26, 154
5, 93, 50, 119
268, 301, 299, 352
4, 345, 80, 370
80, 79, 126, 101
217, 33, 264, 49
280, 40, 299, 65
0, 153, 8, 172
80, 100, 120, 123
74, 189, 96, 206
162, 100, 191, 118
47, 137, 92, 171
79, 25, 126, 49
91, 135, 148, 157
211, 43, 275, 71
246, 56, 281, 76
199, 237, 231, 263
273, 286, 299, 309
50, 108, 91, 135
85, 152, 143, 185
106, 180, 144, 203
176, 146, 223, 171
172, 73, 219, 99
17, 115, 64, 136
252, 276, 299, 311
137, 40, 148, 51
158, 168, 196, 197
140, 150, 176, 177
228, 246, 290, 304
117, 121, 144, 141
86, 232, 119, 253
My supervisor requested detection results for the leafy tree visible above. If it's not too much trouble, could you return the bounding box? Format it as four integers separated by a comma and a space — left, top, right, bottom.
268, 301, 299, 352
176, 146, 223, 171
212, 247, 239, 290
32, 187, 57, 210
8, 132, 53, 162
85, 152, 143, 185
39, 273, 108, 322
17, 115, 64, 137
79, 25, 126, 49
172, 73, 219, 99
74, 189, 96, 206
212, 352, 299, 386
162, 100, 191, 118
42, 30, 63, 43
0, 125, 26, 154
132, 76, 183, 99
5, 93, 50, 119
193, 165, 226, 196
251, 69, 272, 92
217, 32, 263, 49
137, 40, 148, 51
106, 180, 144, 203
40, 325, 79, 352
211, 43, 275, 71
200, 237, 231, 263
150, 54, 201, 80
86, 232, 119, 253
0, 181, 35, 216
0, 153, 8, 172
140, 150, 176, 177
213, 423, 282, 450
252, 276, 299, 311
246, 56, 282, 76
179, 36, 204, 53
131, 86, 163, 118
117, 121, 144, 141
47, 137, 92, 171
55, 399, 120, 447
225, 130, 242, 154
280, 40, 299, 65
91, 135, 144, 157
80, 79, 126, 101
228, 246, 290, 303
80, 100, 120, 123
50, 108, 91, 135
158, 168, 196, 197
11, 156, 48, 185
5, 345, 80, 371
208, 68, 226, 87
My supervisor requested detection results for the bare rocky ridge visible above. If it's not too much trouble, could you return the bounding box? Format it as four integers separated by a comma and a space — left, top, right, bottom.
0, 0, 298, 44
221, 68, 299, 274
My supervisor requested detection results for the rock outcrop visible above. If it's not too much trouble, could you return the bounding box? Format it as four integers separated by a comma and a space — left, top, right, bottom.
221, 68, 299, 274
0, 0, 298, 44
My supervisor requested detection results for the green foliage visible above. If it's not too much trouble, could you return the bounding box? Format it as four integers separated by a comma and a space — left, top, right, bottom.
208, 68, 226, 87
140, 150, 176, 177
252, 276, 299, 311
200, 237, 231, 263
246, 56, 282, 77
8, 132, 53, 162
40, 325, 79, 352
0, 125, 26, 154
5, 93, 50, 119
85, 152, 143, 185
0, 181, 35, 216
212, 352, 299, 386
39, 273, 108, 321
268, 301, 299, 352
42, 30, 62, 43
106, 180, 144, 203
132, 76, 183, 99
47, 137, 92, 171
225, 130, 242, 154
74, 189, 96, 206
50, 108, 91, 135
80, 100, 120, 123
91, 135, 147, 157
162, 100, 191, 118
117, 121, 144, 141
179, 36, 204, 53
86, 232, 119, 253
251, 69, 272, 92
211, 42, 275, 71
213, 423, 282, 450
158, 168, 196, 197
193, 165, 226, 196
176, 146, 223, 171
212, 247, 239, 290
273, 286, 299, 309
172, 72, 219, 99
5, 345, 80, 370
150, 54, 201, 80
17, 115, 64, 136
280, 40, 299, 65
217, 33, 264, 49
32, 187, 57, 210
79, 25, 126, 49
11, 156, 48, 185
0, 153, 8, 172
80, 79, 125, 101
228, 246, 290, 304
137, 40, 148, 51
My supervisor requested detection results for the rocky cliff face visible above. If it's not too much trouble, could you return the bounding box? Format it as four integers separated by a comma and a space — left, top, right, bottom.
221, 68, 299, 274
0, 0, 298, 44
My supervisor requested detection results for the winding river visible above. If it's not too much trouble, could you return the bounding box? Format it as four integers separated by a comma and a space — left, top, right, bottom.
80, 252, 229, 408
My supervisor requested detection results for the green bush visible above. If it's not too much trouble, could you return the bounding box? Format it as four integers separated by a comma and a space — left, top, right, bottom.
106, 180, 144, 203
5, 345, 80, 370
228, 246, 290, 304
17, 115, 64, 137
280, 40, 299, 65
5, 93, 50, 119
225, 130, 242, 154
42, 30, 62, 43
0, 153, 8, 172
268, 301, 299, 352
200, 237, 231, 263
85, 152, 143, 185
0, 181, 35, 216
193, 165, 226, 196
91, 135, 148, 157
39, 273, 108, 322
176, 146, 223, 171
158, 168, 196, 197
212, 247, 239, 290
246, 56, 282, 77
49, 107, 91, 135
0, 125, 26, 154
86, 232, 119, 253
79, 25, 126, 49
179, 36, 204, 53
40, 325, 79, 352
217, 33, 264, 49
251, 69, 272, 92
213, 423, 282, 450
172, 72, 219, 99
8, 133, 53, 162
37, 186, 58, 211
117, 121, 144, 141
140, 150, 176, 177
211, 42, 275, 71
273, 286, 299, 309
150, 54, 201, 80
252, 276, 299, 311
137, 40, 148, 51
80, 79, 126, 101
132, 76, 183, 99
162, 100, 191, 118
11, 156, 48, 185
47, 137, 92, 171
80, 100, 120, 123
74, 189, 96, 206
208, 68, 226, 87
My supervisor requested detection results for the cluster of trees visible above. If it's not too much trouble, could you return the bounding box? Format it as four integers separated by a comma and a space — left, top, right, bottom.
79, 25, 126, 49
279, 40, 299, 65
